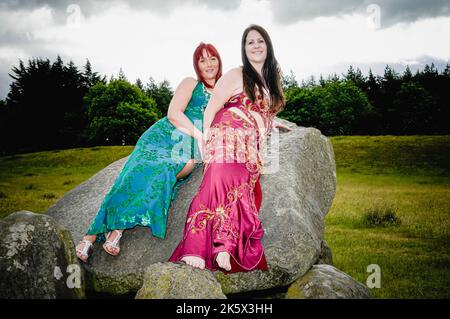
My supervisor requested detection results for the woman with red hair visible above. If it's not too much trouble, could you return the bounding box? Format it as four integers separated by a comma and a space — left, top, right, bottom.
75, 43, 222, 262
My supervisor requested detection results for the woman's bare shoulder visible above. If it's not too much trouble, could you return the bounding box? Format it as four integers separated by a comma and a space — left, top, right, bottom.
217, 67, 242, 91
177, 77, 198, 91
224, 67, 243, 79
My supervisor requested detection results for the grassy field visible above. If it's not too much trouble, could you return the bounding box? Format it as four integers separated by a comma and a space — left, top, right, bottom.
0, 146, 133, 218
326, 136, 450, 299
0, 136, 449, 298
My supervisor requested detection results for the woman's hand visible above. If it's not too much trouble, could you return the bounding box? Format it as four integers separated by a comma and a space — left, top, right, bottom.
272, 120, 293, 132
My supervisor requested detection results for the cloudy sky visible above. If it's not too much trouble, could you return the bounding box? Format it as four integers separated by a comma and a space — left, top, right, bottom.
1, 0, 450, 98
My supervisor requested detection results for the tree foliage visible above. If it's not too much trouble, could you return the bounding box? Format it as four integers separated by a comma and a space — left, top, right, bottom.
281, 79, 373, 135
144, 77, 173, 116
2, 58, 449, 156
279, 64, 450, 135
1, 56, 105, 154
83, 79, 160, 145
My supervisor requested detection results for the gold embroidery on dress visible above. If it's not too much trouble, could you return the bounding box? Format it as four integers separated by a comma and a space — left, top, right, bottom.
186, 91, 273, 239
186, 180, 261, 241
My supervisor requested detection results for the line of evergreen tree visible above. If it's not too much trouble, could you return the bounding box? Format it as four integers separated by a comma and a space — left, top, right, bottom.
0, 56, 106, 154
279, 63, 450, 136
1, 57, 448, 155
0, 57, 173, 155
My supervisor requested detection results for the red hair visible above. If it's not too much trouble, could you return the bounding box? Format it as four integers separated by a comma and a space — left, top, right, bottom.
193, 42, 222, 89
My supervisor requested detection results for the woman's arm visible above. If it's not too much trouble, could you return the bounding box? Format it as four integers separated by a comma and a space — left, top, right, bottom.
203, 68, 242, 135
167, 77, 203, 141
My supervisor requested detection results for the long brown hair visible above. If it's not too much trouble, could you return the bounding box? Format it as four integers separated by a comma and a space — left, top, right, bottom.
241, 24, 284, 113
193, 42, 223, 89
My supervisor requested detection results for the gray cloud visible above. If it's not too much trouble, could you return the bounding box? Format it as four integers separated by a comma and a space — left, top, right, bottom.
0, 59, 13, 100
0, 0, 242, 62
1, 0, 449, 99
269, 0, 362, 23
1, 0, 449, 27
373, 0, 450, 27
0, 30, 30, 47
0, 0, 240, 19
269, 0, 450, 27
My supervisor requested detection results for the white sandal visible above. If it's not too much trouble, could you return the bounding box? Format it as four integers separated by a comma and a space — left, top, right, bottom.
103, 230, 123, 256
76, 239, 93, 263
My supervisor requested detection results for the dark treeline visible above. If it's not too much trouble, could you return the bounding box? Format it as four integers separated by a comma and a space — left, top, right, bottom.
0, 56, 103, 154
0, 57, 173, 155
1, 57, 449, 155
279, 64, 450, 136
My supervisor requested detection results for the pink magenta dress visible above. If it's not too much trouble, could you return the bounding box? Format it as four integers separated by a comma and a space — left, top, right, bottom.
169, 90, 275, 273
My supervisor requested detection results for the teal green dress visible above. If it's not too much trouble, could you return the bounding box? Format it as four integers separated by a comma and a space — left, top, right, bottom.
86, 81, 211, 240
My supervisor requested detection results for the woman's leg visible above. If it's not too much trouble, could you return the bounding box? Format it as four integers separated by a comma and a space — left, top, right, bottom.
75, 234, 97, 262
176, 159, 196, 180
216, 252, 232, 271
103, 229, 124, 256
82, 234, 97, 242
181, 255, 206, 269
76, 229, 124, 260
172, 163, 249, 272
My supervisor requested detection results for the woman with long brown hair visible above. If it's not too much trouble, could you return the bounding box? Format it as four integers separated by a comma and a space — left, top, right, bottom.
169, 25, 285, 272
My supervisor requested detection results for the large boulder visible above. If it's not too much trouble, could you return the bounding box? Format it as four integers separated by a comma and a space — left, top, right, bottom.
0, 211, 85, 298
286, 264, 371, 299
135, 262, 226, 299
46, 118, 336, 296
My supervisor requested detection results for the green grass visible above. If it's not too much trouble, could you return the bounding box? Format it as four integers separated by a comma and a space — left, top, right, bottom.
0, 146, 134, 218
0, 136, 449, 298
331, 135, 450, 177
325, 135, 450, 299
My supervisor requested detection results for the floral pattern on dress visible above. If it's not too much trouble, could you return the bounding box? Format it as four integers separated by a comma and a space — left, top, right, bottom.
86, 81, 211, 240
169, 89, 274, 272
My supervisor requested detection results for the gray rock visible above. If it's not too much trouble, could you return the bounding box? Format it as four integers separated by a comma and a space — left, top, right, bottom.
135, 262, 226, 299
286, 264, 371, 299
216, 121, 336, 293
315, 240, 333, 265
0, 211, 85, 298
46, 118, 336, 295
